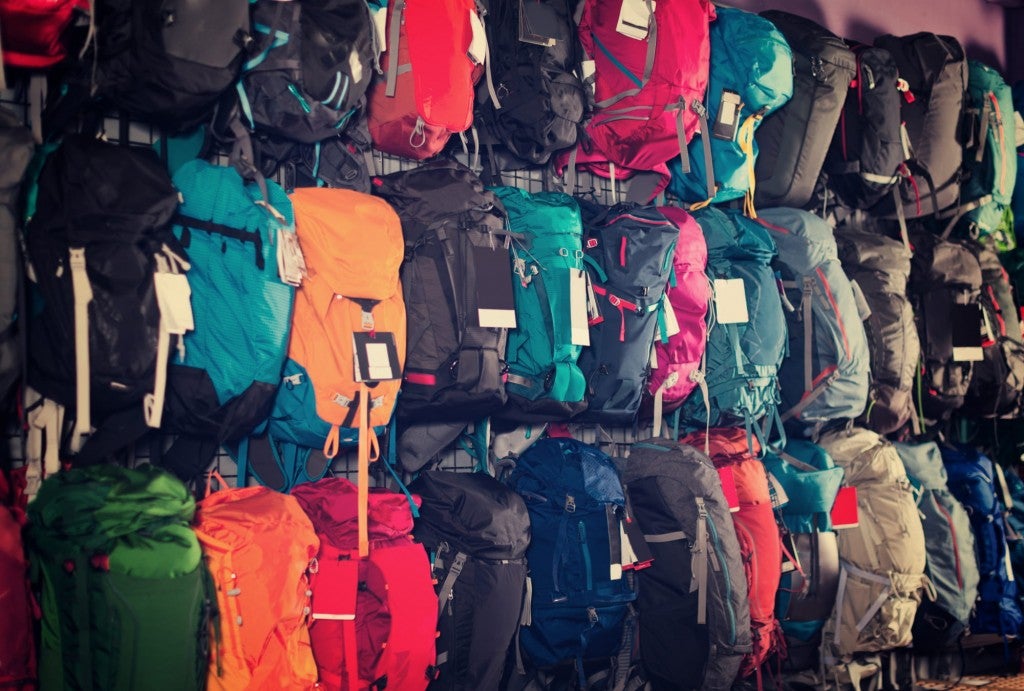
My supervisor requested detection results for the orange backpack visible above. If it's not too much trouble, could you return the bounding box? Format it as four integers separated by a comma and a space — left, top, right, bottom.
194, 478, 320, 690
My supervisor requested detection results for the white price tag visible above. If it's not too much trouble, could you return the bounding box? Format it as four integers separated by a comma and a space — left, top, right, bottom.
372, 6, 388, 55
714, 278, 748, 325
468, 9, 487, 65
616, 0, 655, 40
277, 228, 306, 287
570, 270, 590, 347
661, 293, 680, 338
1014, 111, 1024, 147
153, 272, 194, 335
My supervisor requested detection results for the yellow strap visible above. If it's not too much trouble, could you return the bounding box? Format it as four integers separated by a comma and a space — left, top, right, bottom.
737, 113, 760, 219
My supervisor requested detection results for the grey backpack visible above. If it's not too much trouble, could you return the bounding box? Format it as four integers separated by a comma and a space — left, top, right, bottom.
624, 439, 752, 691
894, 441, 979, 650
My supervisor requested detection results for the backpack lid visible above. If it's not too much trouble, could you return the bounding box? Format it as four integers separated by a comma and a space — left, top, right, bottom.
712, 6, 794, 115
893, 441, 948, 491
763, 440, 844, 528
510, 437, 625, 508
292, 477, 418, 547
696, 206, 777, 266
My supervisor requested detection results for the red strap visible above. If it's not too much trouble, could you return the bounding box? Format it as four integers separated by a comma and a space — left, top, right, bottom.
404, 372, 437, 386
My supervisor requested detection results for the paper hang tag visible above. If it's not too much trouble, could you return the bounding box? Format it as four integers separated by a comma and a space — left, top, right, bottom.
830, 486, 859, 529
616, 0, 655, 40
712, 89, 742, 141
153, 272, 195, 336
585, 271, 602, 324
277, 229, 306, 287
519, 0, 558, 46
714, 278, 749, 325
1014, 111, 1024, 148
767, 472, 789, 510
473, 245, 517, 328
951, 303, 985, 362
581, 59, 596, 84
780, 530, 800, 574
467, 9, 488, 65
371, 5, 388, 55
570, 270, 591, 346
661, 293, 681, 338
717, 466, 740, 513
311, 557, 358, 620
353, 331, 401, 382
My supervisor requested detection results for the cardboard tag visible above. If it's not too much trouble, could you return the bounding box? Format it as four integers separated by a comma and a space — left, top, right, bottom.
616, 0, 654, 40
717, 466, 740, 513
712, 89, 742, 141
581, 59, 596, 84
312, 557, 358, 620
570, 270, 590, 346
154, 272, 194, 335
952, 303, 985, 362
714, 278, 748, 325
467, 9, 487, 65
585, 271, 602, 324
519, 0, 558, 46
277, 228, 306, 287
371, 5, 388, 54
661, 293, 681, 338
830, 486, 859, 529
1015, 111, 1024, 148
353, 331, 401, 382
474, 245, 517, 328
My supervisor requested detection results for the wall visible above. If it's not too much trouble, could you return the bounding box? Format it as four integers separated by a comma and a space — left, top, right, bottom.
721, 0, 1006, 74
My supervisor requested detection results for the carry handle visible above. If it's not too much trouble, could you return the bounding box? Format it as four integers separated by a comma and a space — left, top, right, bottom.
204, 470, 231, 498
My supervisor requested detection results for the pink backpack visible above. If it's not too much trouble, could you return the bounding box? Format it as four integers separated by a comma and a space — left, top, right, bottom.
564, 0, 715, 180
647, 206, 710, 428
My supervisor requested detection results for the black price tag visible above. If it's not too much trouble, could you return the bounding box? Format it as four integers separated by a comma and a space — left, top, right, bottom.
474, 245, 517, 328
951, 303, 984, 362
353, 331, 401, 382
712, 89, 742, 141
519, 0, 559, 46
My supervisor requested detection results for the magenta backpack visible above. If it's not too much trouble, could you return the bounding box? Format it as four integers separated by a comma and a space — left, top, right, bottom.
565, 0, 715, 181
646, 206, 710, 430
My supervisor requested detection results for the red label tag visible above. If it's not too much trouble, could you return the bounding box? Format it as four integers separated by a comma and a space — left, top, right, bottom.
831, 486, 860, 529
312, 557, 358, 620
717, 466, 740, 513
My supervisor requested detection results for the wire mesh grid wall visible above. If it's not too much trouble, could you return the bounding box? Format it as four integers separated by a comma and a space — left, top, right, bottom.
1, 77, 658, 490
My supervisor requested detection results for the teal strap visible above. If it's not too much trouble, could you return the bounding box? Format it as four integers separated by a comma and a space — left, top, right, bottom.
582, 253, 607, 283
236, 436, 249, 488
384, 415, 419, 517
236, 82, 255, 128
657, 300, 669, 345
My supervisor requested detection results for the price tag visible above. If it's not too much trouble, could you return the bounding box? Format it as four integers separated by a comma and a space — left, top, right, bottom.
277, 228, 306, 287
311, 557, 358, 620
468, 9, 487, 65
1014, 111, 1024, 148
353, 331, 401, 382
616, 0, 655, 40
661, 293, 680, 339
712, 89, 742, 141
372, 5, 388, 54
951, 303, 984, 362
519, 0, 558, 46
830, 486, 859, 529
714, 278, 748, 325
153, 272, 194, 335
717, 466, 740, 513
570, 270, 590, 346
473, 246, 517, 328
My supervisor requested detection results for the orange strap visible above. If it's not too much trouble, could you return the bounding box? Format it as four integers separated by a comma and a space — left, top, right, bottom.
204, 470, 230, 498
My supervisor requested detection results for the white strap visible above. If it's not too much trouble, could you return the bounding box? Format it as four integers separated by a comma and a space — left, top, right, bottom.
69, 248, 93, 452
144, 320, 171, 428
26, 388, 63, 501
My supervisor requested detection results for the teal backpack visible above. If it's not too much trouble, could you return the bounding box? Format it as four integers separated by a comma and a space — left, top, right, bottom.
494, 187, 588, 422
954, 60, 1017, 250
162, 160, 296, 481
26, 465, 209, 691
667, 6, 793, 207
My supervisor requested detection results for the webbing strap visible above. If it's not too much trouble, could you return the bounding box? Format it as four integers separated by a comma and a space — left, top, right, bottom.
696, 104, 716, 202
144, 313, 171, 429
695, 497, 709, 625
893, 186, 911, 248
977, 98, 992, 164
738, 113, 760, 218
28, 74, 46, 144
940, 194, 992, 239
672, 99, 690, 174
69, 248, 92, 452
384, 0, 405, 97
436, 551, 468, 616
803, 276, 814, 395
25, 390, 62, 501
651, 371, 679, 438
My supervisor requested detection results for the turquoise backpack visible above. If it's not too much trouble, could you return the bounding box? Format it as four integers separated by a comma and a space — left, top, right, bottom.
667, 6, 793, 207
162, 160, 296, 480
494, 187, 588, 422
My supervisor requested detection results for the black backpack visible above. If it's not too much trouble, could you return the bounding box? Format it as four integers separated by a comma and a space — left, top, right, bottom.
372, 160, 511, 471
907, 229, 983, 424
754, 11, 856, 209
408, 471, 530, 691
475, 0, 588, 172
871, 33, 968, 220
25, 135, 184, 462
824, 43, 906, 211
576, 200, 679, 425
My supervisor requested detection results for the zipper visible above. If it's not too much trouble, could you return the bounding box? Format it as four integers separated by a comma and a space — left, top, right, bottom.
578, 521, 593, 592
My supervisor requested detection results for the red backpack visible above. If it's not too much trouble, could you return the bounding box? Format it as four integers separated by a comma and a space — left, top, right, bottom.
292, 477, 437, 691
681, 427, 784, 680
367, 0, 481, 160
0, 471, 34, 690
0, 0, 86, 70
561, 0, 714, 181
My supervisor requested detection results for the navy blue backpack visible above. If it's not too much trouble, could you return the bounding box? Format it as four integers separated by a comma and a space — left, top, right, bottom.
942, 445, 1023, 638
506, 437, 637, 683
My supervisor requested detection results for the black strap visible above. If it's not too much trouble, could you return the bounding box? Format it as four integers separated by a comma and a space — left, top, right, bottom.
173, 213, 265, 270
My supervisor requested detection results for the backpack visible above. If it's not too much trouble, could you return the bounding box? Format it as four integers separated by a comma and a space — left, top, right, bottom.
757, 207, 870, 429
474, 0, 587, 170
0, 109, 34, 406
577, 200, 679, 424
193, 480, 320, 691
667, 6, 793, 207
26, 464, 208, 691
506, 437, 637, 680
678, 207, 786, 449
0, 470, 34, 690
292, 477, 438, 691
763, 441, 843, 672
907, 230, 984, 424
252, 187, 406, 490
239, 0, 374, 143
367, 0, 482, 160
871, 33, 967, 220
268, 110, 375, 194
817, 426, 929, 659
824, 43, 906, 211
941, 444, 1024, 638
623, 438, 752, 691
645, 206, 710, 424
568, 0, 715, 174
893, 441, 979, 650
955, 60, 1018, 250
754, 11, 856, 210
158, 160, 295, 481
961, 241, 1024, 418
834, 227, 921, 435
372, 161, 509, 471
0, 0, 86, 69
495, 187, 588, 422
408, 471, 531, 691
25, 135, 186, 463
681, 428, 784, 679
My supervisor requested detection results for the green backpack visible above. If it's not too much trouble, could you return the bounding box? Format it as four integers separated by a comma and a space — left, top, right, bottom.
26, 465, 209, 691
493, 187, 588, 422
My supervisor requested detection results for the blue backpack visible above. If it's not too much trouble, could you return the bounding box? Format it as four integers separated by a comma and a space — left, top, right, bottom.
942, 444, 1023, 638
506, 437, 637, 682
678, 207, 786, 451
162, 160, 296, 480
667, 6, 793, 208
